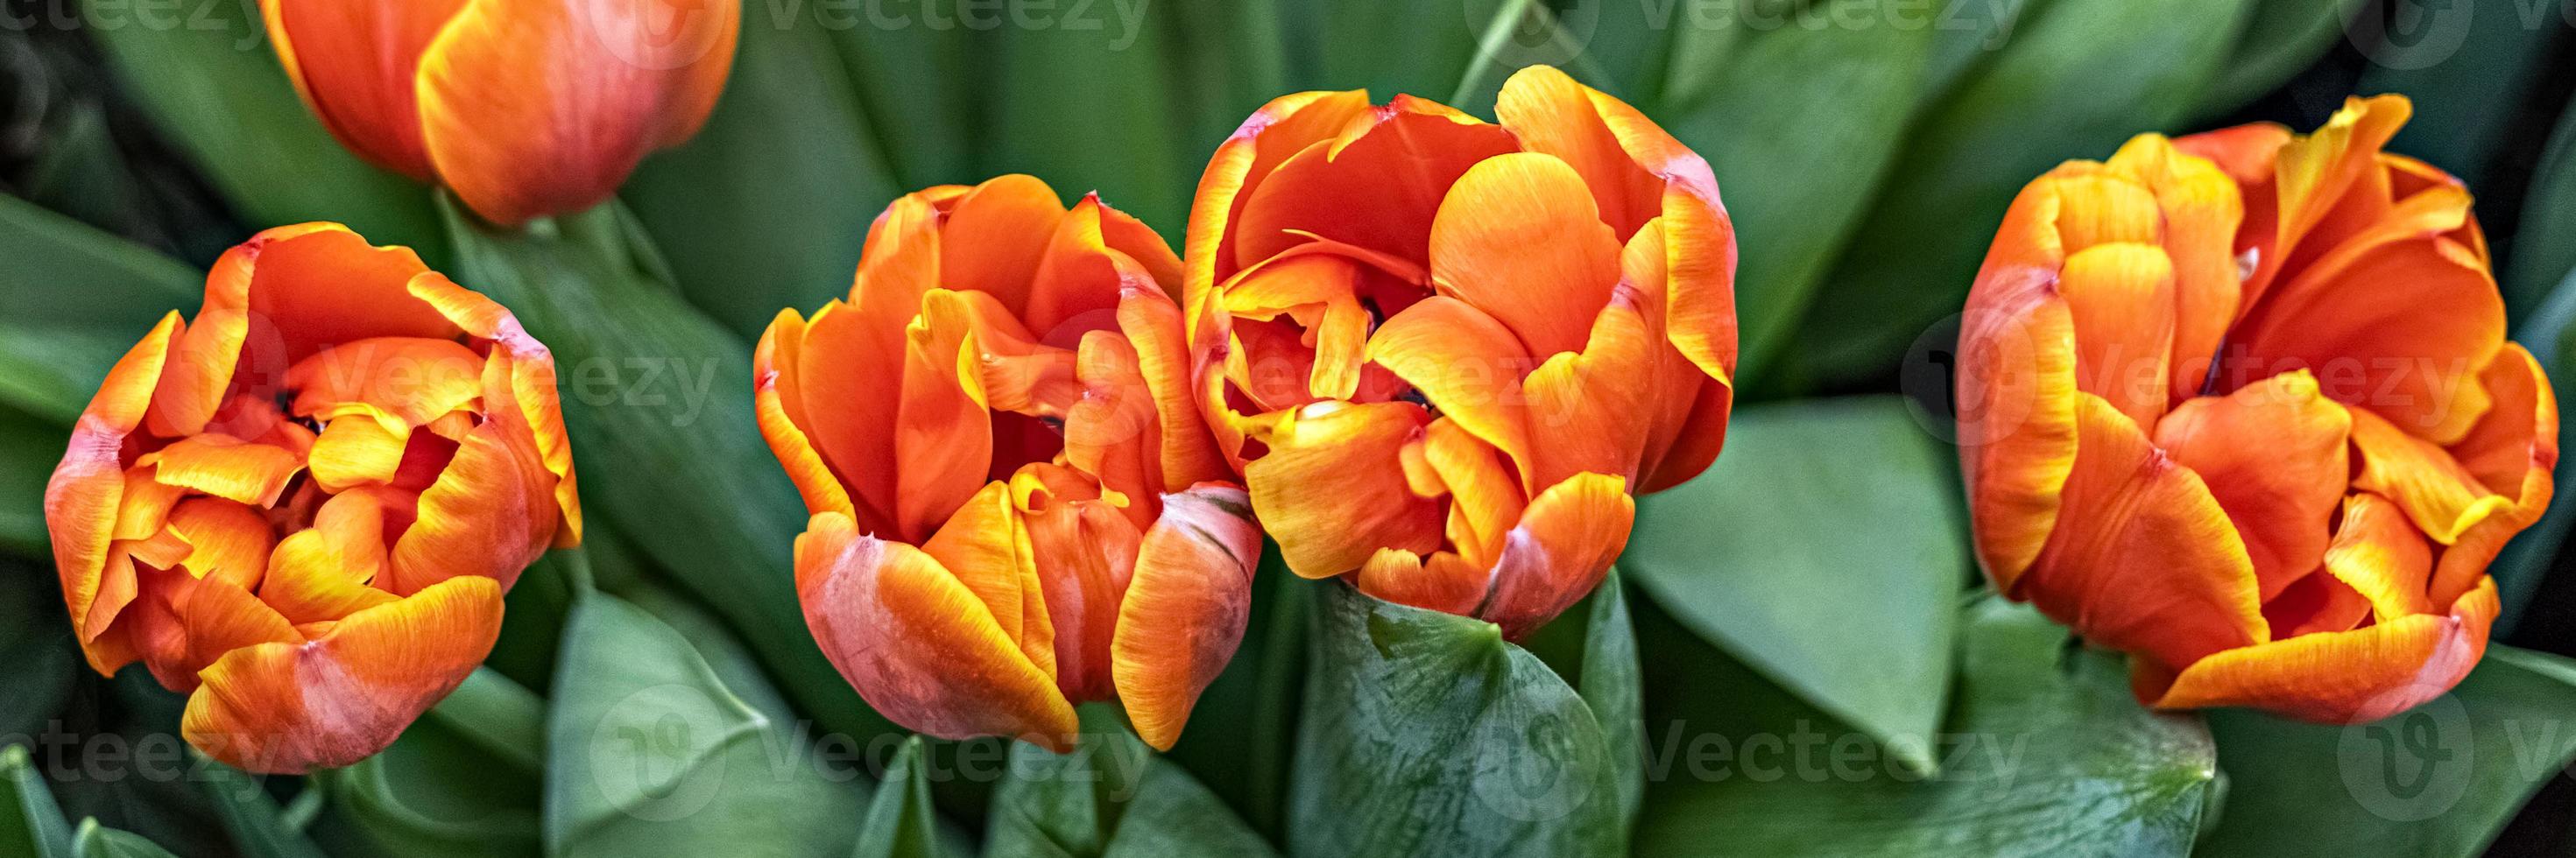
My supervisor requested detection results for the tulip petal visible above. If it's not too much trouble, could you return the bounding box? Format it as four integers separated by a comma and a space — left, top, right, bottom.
1116, 283, 1229, 492
1366, 295, 1535, 475
1415, 418, 1526, 567
2060, 242, 2177, 429
307, 416, 413, 492
2145, 577, 2496, 723
2318, 492, 2434, 622
896, 290, 1005, 541
920, 481, 1057, 684
166, 498, 276, 592
286, 336, 483, 427
2101, 135, 2245, 400
2252, 95, 2410, 303
1244, 402, 1444, 579
2348, 405, 2513, 545
182, 575, 504, 773
1355, 549, 1492, 617
1492, 65, 1671, 237
386, 414, 549, 595
262, 0, 464, 179
1958, 179, 2087, 589
416, 0, 742, 225
2020, 395, 2264, 671
2427, 344, 2556, 604
1233, 109, 1519, 269
1112, 484, 1261, 750
180, 578, 300, 679
1521, 289, 1658, 489
795, 513, 1076, 750
753, 309, 857, 519
1013, 469, 1140, 702
1428, 151, 1624, 359
1478, 472, 1634, 641
2227, 189, 2502, 444
2152, 370, 2351, 599
262, 490, 400, 626
406, 273, 581, 544
51, 313, 180, 644
140, 435, 302, 508
941, 175, 1072, 319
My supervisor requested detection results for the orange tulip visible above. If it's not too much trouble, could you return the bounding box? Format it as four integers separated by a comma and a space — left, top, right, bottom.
1957, 95, 2553, 722
261, 0, 739, 226
758, 176, 1261, 752
46, 223, 581, 772
1181, 65, 1737, 639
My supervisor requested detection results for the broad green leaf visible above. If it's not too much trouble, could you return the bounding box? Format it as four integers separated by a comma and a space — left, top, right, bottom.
196, 763, 325, 858
547, 590, 867, 858
2505, 92, 2576, 317
1658, 3, 1933, 378
2, 744, 74, 858
78, 0, 442, 257
1627, 397, 1964, 774
1634, 597, 2218, 856
440, 197, 889, 743
985, 7, 1189, 235
1782, 0, 2255, 391
0, 559, 76, 735
318, 708, 542, 858
1164, 0, 1290, 155
70, 820, 177, 858
623, 6, 905, 341
2194, 0, 2369, 118
422, 670, 545, 776
2197, 647, 2576, 857
987, 707, 1276, 858
815, 1, 977, 187
1288, 582, 1626, 858
857, 737, 946, 858
1922, 0, 2037, 100
1161, 545, 1309, 837
1578, 571, 1643, 827
0, 193, 198, 424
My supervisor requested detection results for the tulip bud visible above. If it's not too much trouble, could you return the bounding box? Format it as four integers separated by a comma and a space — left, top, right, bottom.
1180, 65, 1739, 639
758, 176, 1260, 751
1957, 95, 2553, 722
46, 223, 581, 772
262, 0, 740, 225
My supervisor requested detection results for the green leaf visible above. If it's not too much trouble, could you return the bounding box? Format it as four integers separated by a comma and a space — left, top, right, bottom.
1163, 0, 1290, 158
622, 6, 905, 341
2196, 646, 2576, 857
1161, 545, 1309, 837
857, 737, 947, 858
1627, 397, 1964, 774
1921, 0, 2037, 100
195, 763, 326, 858
70, 820, 177, 858
2505, 92, 2576, 317
547, 590, 868, 858
815, 2, 977, 187
440, 197, 889, 743
986, 707, 1275, 858
2354, 2, 2563, 192
1658, 2, 1933, 378
1578, 571, 1643, 827
2194, 0, 2369, 118
0, 560, 76, 736
1288, 582, 1626, 858
2, 744, 74, 858
1634, 597, 2218, 856
422, 670, 545, 776
1781, 0, 2255, 391
0, 193, 198, 424
317, 708, 543, 858
1294, 0, 1492, 99
78, 0, 443, 257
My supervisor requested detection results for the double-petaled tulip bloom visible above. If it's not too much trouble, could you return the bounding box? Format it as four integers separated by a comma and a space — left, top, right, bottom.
47, 224, 581, 772
262, 0, 739, 225
759, 176, 1261, 752
1182, 65, 1737, 639
1958, 95, 2553, 721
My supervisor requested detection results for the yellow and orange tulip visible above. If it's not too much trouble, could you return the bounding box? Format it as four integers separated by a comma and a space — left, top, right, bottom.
1181, 65, 1737, 639
46, 223, 581, 772
758, 176, 1260, 752
261, 0, 739, 226
1957, 95, 2553, 722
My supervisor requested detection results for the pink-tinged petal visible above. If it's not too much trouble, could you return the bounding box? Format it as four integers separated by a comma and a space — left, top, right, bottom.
1478, 473, 1634, 641
182, 575, 504, 773
416, 0, 742, 225
50, 313, 180, 646
795, 513, 1077, 751
752, 309, 857, 519
1112, 483, 1261, 750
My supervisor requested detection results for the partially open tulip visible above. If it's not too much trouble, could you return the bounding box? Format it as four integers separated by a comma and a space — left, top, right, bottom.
759, 176, 1260, 752
1181, 65, 1736, 639
1957, 95, 2553, 722
261, 0, 739, 226
46, 223, 580, 772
